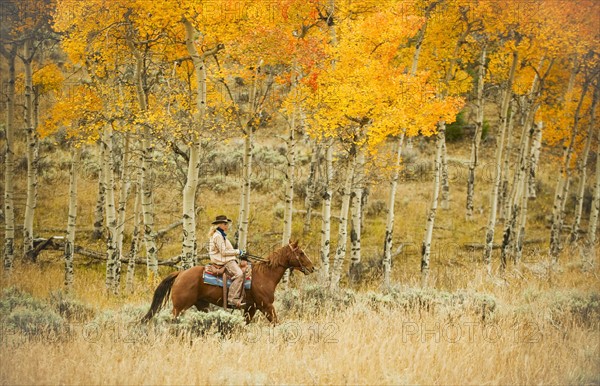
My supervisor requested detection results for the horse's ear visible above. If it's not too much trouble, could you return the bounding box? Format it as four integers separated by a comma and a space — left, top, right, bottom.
292, 240, 299, 248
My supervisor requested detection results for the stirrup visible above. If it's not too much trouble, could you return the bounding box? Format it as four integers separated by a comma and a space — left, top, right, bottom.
227, 301, 246, 309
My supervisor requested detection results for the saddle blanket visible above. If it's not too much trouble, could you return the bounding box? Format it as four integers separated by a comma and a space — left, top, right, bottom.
203, 270, 251, 290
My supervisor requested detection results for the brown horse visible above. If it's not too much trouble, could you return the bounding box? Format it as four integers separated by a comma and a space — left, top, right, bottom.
142, 241, 314, 324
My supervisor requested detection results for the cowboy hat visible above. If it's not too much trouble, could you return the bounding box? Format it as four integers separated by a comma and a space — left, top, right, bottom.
211, 215, 233, 225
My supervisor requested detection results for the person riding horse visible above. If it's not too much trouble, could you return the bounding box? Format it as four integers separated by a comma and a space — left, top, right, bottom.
208, 215, 246, 308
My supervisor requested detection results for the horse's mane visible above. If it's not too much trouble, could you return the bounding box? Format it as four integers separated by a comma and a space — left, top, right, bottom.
252, 245, 289, 273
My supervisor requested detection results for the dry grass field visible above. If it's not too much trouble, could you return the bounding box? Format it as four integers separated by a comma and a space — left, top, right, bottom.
1, 141, 599, 385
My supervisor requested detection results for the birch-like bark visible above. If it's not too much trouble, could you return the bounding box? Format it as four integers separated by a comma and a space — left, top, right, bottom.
571, 86, 598, 244
349, 149, 365, 282
585, 128, 600, 265
303, 140, 320, 233
499, 100, 516, 222
507, 62, 551, 264
440, 138, 450, 209
115, 133, 130, 286
320, 139, 334, 281
126, 183, 142, 294
92, 142, 105, 240
527, 122, 543, 199
502, 107, 535, 268
237, 62, 261, 250
506, 99, 529, 226
282, 107, 297, 247
180, 19, 218, 269
141, 131, 158, 277
23, 40, 38, 261
125, 24, 158, 278
102, 126, 119, 294
483, 51, 518, 273
515, 121, 541, 264
64, 147, 80, 290
330, 150, 356, 290
2, 46, 17, 273
281, 99, 298, 286
237, 132, 253, 250
421, 124, 445, 287
550, 82, 590, 263
466, 46, 487, 221
319, 0, 337, 283
383, 134, 405, 287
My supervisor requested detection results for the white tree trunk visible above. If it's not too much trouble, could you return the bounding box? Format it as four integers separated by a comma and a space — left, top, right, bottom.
421, 124, 445, 287
466, 46, 487, 221
483, 51, 518, 273
440, 137, 450, 210
527, 122, 543, 199
281, 102, 297, 286
64, 147, 80, 290
383, 133, 405, 287
102, 126, 119, 294
115, 133, 130, 287
501, 108, 535, 268
141, 129, 158, 278
320, 139, 334, 281
92, 141, 105, 240
282, 109, 297, 247
237, 132, 253, 250
126, 182, 142, 294
499, 100, 516, 222
349, 149, 365, 282
550, 83, 590, 263
330, 150, 356, 290
585, 127, 600, 265
515, 121, 542, 264
237, 63, 261, 250
23, 40, 37, 261
180, 19, 211, 269
125, 24, 158, 279
571, 86, 598, 244
2, 47, 16, 274
303, 140, 320, 233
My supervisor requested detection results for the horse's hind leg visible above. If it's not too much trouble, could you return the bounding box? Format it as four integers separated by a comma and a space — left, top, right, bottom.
244, 305, 257, 324
194, 300, 210, 312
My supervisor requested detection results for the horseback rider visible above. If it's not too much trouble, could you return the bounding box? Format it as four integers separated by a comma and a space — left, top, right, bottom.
208, 215, 246, 308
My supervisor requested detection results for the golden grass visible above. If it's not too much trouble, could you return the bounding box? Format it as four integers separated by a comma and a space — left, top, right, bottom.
1, 308, 597, 385
1, 250, 599, 385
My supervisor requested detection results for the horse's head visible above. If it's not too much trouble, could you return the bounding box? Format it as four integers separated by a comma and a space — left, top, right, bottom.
287, 241, 315, 275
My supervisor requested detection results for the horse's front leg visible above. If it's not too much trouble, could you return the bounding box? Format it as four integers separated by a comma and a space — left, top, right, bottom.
260, 304, 278, 324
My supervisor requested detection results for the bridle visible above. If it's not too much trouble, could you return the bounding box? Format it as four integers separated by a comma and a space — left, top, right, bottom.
288, 243, 310, 274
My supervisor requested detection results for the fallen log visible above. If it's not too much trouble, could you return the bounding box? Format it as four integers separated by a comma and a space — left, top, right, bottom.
463, 238, 544, 250
31, 237, 184, 267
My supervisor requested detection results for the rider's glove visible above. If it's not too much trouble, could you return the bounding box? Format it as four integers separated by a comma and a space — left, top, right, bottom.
239, 249, 246, 259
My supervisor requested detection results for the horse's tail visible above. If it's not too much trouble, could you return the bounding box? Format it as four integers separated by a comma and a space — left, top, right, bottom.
141, 271, 180, 323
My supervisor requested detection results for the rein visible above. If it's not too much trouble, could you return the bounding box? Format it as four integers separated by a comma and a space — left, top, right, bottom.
244, 243, 311, 274
244, 253, 267, 262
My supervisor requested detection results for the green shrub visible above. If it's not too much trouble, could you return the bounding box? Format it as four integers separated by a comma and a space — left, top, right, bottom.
363, 287, 496, 320
547, 290, 600, 326
5, 307, 66, 336
172, 309, 245, 337
445, 111, 468, 142
0, 287, 48, 316
50, 290, 96, 322
278, 284, 357, 317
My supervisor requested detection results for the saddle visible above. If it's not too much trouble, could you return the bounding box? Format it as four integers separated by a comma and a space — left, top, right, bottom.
203, 261, 252, 289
